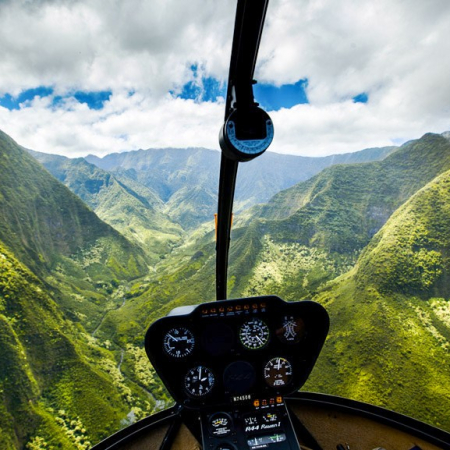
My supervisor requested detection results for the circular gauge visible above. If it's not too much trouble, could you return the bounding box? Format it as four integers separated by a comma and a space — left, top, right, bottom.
163, 327, 195, 358
263, 357, 293, 388
184, 365, 215, 397
276, 315, 305, 344
239, 318, 270, 350
209, 412, 233, 436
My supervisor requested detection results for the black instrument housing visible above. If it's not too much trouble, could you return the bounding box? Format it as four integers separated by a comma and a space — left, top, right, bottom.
145, 296, 329, 410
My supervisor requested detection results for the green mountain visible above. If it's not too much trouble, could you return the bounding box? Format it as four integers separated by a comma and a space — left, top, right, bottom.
233, 133, 450, 296
29, 150, 183, 262
0, 132, 148, 278
2, 125, 450, 448
85, 145, 394, 228
0, 131, 152, 328
306, 168, 450, 431
94, 135, 450, 433
0, 131, 173, 448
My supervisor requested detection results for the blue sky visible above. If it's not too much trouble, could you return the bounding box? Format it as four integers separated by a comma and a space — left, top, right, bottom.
0, 80, 369, 113
172, 64, 311, 110
0, 0, 449, 157
0, 88, 112, 111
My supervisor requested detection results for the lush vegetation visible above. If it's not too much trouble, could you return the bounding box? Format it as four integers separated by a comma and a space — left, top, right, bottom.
1, 128, 450, 448
0, 132, 170, 448
306, 169, 450, 430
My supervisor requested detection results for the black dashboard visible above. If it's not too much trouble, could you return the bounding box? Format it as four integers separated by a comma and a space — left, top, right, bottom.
145, 296, 328, 409
145, 296, 329, 450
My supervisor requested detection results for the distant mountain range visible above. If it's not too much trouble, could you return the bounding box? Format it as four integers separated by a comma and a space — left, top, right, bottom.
2, 127, 450, 448
84, 144, 395, 218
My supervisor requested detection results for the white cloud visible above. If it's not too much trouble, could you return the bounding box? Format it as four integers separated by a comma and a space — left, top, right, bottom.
0, 92, 224, 156
0, 0, 449, 157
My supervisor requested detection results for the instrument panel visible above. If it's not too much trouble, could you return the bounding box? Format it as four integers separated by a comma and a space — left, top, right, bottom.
145, 296, 329, 410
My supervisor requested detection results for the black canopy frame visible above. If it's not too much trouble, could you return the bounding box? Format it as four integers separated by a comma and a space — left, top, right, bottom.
216, 0, 271, 300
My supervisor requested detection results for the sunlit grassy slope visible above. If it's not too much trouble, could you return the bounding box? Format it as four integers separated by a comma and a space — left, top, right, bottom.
306, 169, 450, 430
0, 241, 131, 449
232, 133, 450, 296
0, 131, 170, 448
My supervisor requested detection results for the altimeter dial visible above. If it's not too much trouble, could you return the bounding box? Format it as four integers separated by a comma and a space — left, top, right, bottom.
264, 357, 293, 388
239, 318, 270, 350
163, 327, 195, 358
184, 365, 215, 397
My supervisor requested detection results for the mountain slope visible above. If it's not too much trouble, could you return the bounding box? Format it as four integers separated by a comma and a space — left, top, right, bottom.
29, 150, 183, 262
0, 131, 172, 448
231, 133, 450, 296
0, 241, 131, 449
85, 145, 394, 228
0, 131, 148, 281
0, 129, 155, 346
306, 169, 450, 430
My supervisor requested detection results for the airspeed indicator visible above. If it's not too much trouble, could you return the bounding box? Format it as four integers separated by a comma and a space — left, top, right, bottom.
239, 318, 270, 350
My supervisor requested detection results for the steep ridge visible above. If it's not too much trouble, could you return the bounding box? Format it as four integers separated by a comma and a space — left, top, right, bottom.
0, 130, 152, 331
0, 132, 171, 448
231, 133, 450, 296
29, 150, 183, 261
0, 131, 148, 279
85, 145, 394, 228
243, 133, 450, 235
307, 169, 450, 431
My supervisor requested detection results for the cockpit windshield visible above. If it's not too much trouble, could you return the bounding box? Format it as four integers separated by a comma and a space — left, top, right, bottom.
1, 1, 450, 449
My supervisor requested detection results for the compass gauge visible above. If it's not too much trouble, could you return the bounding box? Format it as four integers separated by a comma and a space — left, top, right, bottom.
239, 318, 270, 350
163, 327, 195, 358
184, 365, 215, 397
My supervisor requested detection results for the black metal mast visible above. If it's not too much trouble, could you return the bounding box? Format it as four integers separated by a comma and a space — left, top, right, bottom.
216, 0, 273, 300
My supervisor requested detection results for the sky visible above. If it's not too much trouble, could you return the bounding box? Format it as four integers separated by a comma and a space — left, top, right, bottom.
0, 0, 450, 158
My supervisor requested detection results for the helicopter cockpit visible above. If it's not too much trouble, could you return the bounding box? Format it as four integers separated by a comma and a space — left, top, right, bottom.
143, 4, 323, 447
145, 296, 329, 450
90, 1, 450, 449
